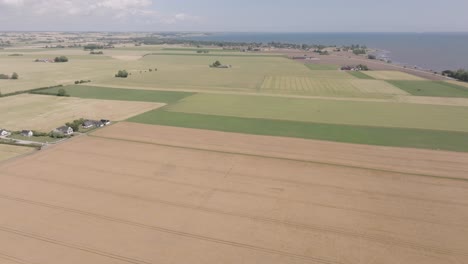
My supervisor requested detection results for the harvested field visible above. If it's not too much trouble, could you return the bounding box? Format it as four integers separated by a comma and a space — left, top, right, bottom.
362, 71, 426, 80
0, 94, 163, 131
0, 144, 35, 162
447, 80, 468, 88
307, 70, 355, 79
304, 64, 339, 70
260, 76, 407, 97
0, 122, 467, 263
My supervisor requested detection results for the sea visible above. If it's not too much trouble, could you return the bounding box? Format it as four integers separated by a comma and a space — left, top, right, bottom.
182, 32, 468, 72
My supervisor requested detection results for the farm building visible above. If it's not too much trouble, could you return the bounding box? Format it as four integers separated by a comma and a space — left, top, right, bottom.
100, 119, 111, 126
34, 58, 55, 63
21, 130, 33, 137
82, 120, 104, 129
0, 129, 11, 137
54, 126, 73, 136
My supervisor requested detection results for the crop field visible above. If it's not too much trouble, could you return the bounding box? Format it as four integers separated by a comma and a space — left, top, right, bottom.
361, 70, 426, 80
98, 54, 310, 92
389, 80, 468, 97
307, 70, 355, 79
0, 144, 35, 162
0, 94, 163, 131
304, 64, 339, 70
128, 110, 468, 152
0, 54, 122, 94
347, 71, 376, 79
164, 93, 468, 132
447, 80, 468, 88
33, 85, 194, 103
260, 76, 407, 97
0, 123, 466, 263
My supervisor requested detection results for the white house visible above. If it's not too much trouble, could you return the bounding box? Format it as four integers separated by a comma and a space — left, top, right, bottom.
21, 130, 34, 137
54, 126, 73, 136
0, 129, 11, 137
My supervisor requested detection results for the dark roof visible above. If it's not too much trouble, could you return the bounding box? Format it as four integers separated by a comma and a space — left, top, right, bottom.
55, 126, 72, 133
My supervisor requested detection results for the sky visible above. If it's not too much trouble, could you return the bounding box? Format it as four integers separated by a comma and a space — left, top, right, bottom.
0, 0, 467, 32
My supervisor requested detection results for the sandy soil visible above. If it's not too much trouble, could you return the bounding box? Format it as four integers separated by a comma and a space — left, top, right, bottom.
0, 144, 35, 162
94, 122, 468, 179
0, 94, 164, 131
0, 123, 467, 263
111, 55, 143, 61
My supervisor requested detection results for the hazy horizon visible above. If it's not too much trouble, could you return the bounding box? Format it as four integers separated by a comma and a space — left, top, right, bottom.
1, 0, 467, 32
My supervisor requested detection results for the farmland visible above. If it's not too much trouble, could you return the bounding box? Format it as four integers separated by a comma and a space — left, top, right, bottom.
33, 85, 194, 103
127, 110, 468, 152
260, 76, 407, 97
0, 94, 163, 131
347, 71, 376, 79
304, 64, 339, 70
2, 33, 468, 264
361, 70, 426, 80
389, 80, 468, 97
1, 123, 467, 263
164, 93, 468, 132
0, 144, 35, 162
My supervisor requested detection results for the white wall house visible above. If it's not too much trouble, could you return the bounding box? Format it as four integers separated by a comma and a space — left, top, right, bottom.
0, 129, 11, 137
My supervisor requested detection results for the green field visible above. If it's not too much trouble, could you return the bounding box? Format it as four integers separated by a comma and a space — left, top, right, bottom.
388, 81, 468, 98
347, 71, 376, 79
98, 55, 311, 92
127, 110, 468, 152
32, 85, 194, 103
260, 76, 406, 97
166, 93, 468, 132
305, 64, 339, 70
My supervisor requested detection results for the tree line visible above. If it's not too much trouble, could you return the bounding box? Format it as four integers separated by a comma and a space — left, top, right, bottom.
0, 72, 18, 79
442, 69, 468, 82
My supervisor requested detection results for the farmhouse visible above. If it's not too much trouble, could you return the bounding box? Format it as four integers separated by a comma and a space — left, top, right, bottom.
21, 130, 33, 137
100, 119, 111, 126
0, 129, 11, 137
83, 120, 101, 129
34, 58, 54, 63
53, 126, 73, 135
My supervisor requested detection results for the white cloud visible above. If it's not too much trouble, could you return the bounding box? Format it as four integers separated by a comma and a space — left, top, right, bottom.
0, 0, 200, 29
162, 13, 200, 24
0, 0, 24, 7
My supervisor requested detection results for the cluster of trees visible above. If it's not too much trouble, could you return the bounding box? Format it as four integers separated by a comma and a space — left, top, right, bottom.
353, 49, 367, 55
66, 118, 85, 132
57, 88, 69, 97
197, 50, 209, 54
54, 56, 69, 63
0, 72, 18, 80
368, 54, 377, 60
210, 61, 222, 68
74, 80, 91, 84
90, 51, 104, 55
84, 44, 104, 50
115, 70, 129, 78
133, 37, 339, 52
442, 69, 468, 82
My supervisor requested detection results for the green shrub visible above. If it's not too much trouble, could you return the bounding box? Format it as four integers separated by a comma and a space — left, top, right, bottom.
115, 70, 129, 78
